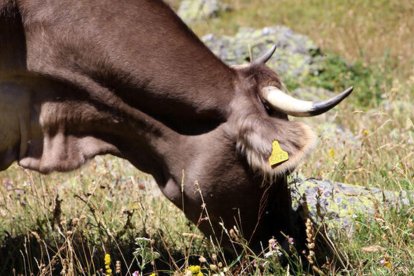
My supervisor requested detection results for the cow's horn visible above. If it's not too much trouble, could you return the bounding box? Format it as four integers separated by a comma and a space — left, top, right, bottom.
252, 45, 277, 65
261, 86, 353, 117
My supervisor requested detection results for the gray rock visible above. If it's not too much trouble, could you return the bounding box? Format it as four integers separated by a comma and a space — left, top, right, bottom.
202, 26, 322, 81
178, 0, 229, 23
291, 178, 413, 234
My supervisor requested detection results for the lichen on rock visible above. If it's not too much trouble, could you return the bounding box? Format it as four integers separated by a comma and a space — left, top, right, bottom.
178, 0, 229, 23
291, 178, 413, 234
202, 26, 322, 82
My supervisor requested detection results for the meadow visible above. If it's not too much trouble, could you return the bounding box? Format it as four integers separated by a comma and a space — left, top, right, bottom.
1, 0, 413, 274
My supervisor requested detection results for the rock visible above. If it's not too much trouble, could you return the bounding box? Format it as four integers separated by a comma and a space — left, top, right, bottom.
291, 178, 413, 234
178, 0, 229, 23
202, 26, 322, 81
317, 122, 360, 149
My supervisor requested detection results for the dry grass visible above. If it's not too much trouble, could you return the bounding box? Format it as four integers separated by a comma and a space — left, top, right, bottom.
0, 158, 209, 274
301, 77, 414, 189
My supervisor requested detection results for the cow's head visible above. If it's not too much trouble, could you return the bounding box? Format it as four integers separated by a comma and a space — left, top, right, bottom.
229, 46, 352, 179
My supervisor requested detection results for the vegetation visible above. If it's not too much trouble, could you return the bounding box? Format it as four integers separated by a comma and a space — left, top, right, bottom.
1, 0, 413, 274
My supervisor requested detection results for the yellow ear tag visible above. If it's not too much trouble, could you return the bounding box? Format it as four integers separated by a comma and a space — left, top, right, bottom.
268, 140, 289, 166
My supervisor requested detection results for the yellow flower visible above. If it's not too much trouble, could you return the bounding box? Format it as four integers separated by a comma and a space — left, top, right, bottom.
380, 256, 392, 269
104, 253, 112, 276
328, 148, 335, 159
104, 253, 111, 265
188, 265, 203, 276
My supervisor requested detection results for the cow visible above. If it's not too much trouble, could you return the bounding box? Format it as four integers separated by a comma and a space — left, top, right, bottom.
0, 0, 352, 257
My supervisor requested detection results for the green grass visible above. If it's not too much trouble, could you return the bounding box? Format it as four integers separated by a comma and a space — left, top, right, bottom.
1, 0, 414, 274
286, 53, 388, 107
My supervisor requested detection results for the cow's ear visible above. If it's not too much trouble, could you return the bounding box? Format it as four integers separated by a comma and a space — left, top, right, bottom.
0, 76, 120, 173
236, 116, 317, 178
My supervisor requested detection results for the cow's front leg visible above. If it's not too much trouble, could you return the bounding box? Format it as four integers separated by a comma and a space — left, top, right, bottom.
0, 74, 31, 170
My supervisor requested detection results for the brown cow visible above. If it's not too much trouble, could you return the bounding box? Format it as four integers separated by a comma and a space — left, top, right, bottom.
0, 0, 352, 255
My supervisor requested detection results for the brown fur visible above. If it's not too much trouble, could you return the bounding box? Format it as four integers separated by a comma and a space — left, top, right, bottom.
0, 0, 323, 254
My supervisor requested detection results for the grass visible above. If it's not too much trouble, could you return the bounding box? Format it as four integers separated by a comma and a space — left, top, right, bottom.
296, 74, 414, 190
1, 0, 414, 274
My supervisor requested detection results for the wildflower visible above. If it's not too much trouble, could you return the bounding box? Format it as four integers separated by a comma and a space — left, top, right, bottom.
198, 256, 207, 263
328, 148, 335, 158
380, 257, 392, 269
268, 238, 277, 250
266, 238, 283, 258
115, 260, 121, 274
187, 265, 203, 276
104, 253, 113, 276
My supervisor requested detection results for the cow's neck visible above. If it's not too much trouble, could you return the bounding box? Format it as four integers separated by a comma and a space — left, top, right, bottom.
0, 71, 181, 175
18, 0, 236, 134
